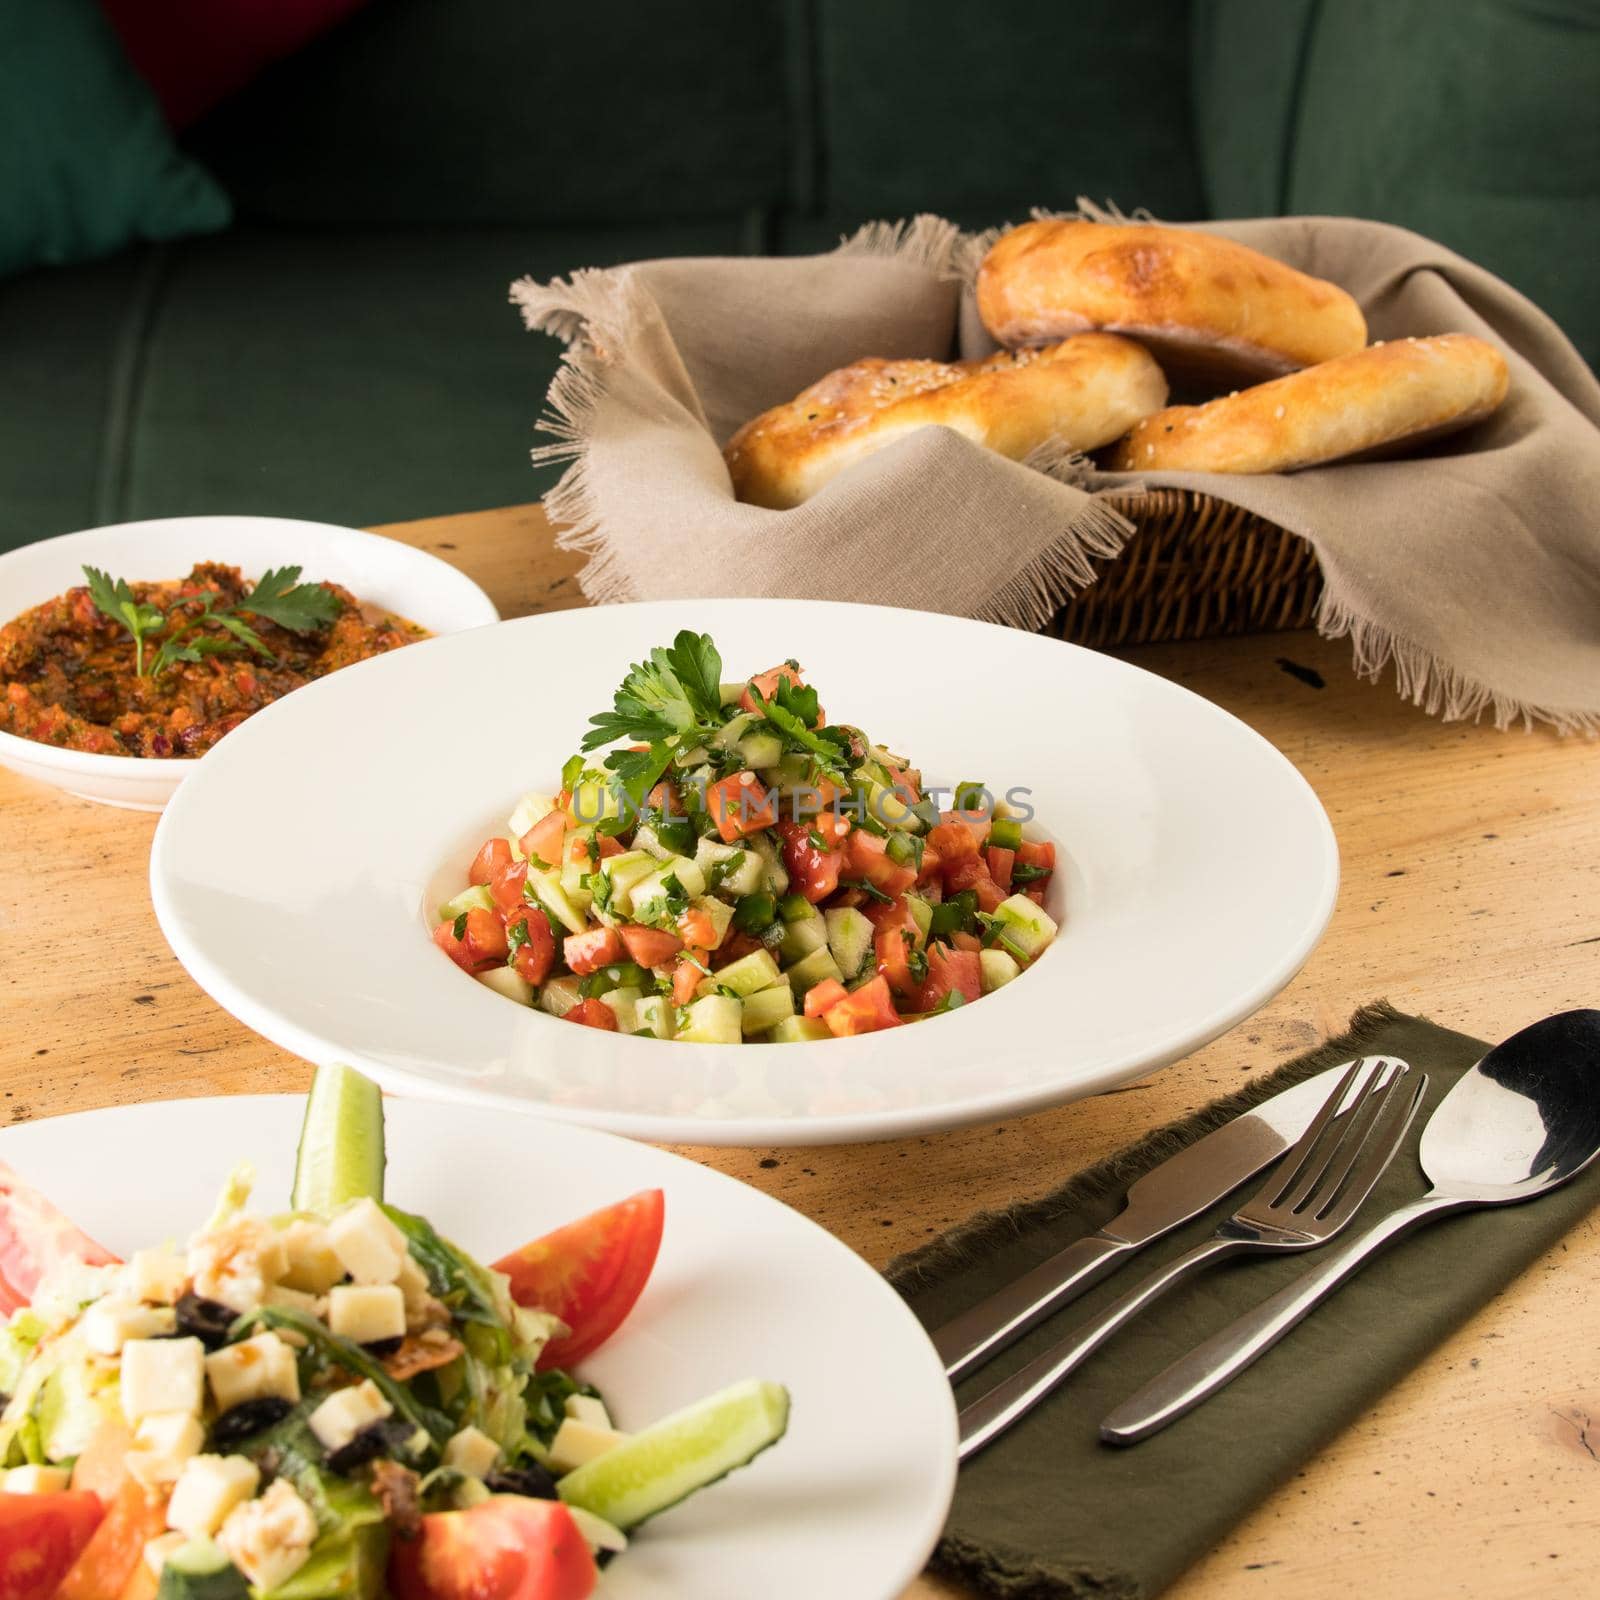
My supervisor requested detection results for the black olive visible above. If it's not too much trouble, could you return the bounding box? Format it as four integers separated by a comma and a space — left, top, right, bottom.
363, 1336, 403, 1358
484, 1463, 558, 1500
326, 1416, 417, 1475
210, 1396, 294, 1451
176, 1292, 238, 1350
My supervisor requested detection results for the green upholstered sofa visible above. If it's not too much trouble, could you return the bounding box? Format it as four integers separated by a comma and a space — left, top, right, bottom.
4, 0, 1595, 553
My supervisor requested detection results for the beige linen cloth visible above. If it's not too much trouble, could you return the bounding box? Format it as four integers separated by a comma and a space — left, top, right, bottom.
511, 210, 1600, 732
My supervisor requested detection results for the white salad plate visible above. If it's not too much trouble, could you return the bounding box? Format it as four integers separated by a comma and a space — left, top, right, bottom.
0, 1094, 956, 1599
150, 598, 1339, 1145
0, 515, 499, 811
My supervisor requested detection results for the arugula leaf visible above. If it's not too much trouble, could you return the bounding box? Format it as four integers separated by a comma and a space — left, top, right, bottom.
237, 566, 342, 633
82, 566, 166, 677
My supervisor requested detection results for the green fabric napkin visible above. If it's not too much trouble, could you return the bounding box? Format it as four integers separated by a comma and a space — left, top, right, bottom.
889, 1004, 1600, 1599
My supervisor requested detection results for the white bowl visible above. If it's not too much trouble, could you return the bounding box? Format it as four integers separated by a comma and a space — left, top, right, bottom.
0, 516, 499, 810
151, 599, 1339, 1145
0, 1094, 957, 1597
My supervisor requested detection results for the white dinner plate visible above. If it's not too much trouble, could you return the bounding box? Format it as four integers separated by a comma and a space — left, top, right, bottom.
0, 516, 498, 810
150, 599, 1338, 1145
0, 1095, 956, 1599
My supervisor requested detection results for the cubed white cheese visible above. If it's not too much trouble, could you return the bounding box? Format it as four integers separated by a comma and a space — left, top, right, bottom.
205, 1333, 301, 1413
326, 1199, 406, 1285
278, 1221, 346, 1294
83, 1299, 178, 1356
546, 1418, 629, 1475
217, 1478, 317, 1592
127, 1246, 188, 1306
442, 1425, 500, 1479
127, 1411, 205, 1488
562, 1394, 614, 1431
327, 1284, 405, 1345
4, 1464, 72, 1494
307, 1379, 391, 1454
143, 1532, 189, 1578
121, 1337, 205, 1421
166, 1454, 260, 1538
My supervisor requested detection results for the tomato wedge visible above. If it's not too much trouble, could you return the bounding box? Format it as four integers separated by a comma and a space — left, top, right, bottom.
802, 978, 848, 1019
506, 908, 557, 986
520, 810, 567, 872
470, 837, 515, 887
822, 975, 903, 1036
54, 1478, 165, 1600
910, 945, 983, 1013
389, 1496, 595, 1600
618, 925, 682, 968
0, 1162, 118, 1313
563, 999, 618, 1032
0, 1490, 105, 1600
563, 926, 622, 976
494, 1190, 665, 1371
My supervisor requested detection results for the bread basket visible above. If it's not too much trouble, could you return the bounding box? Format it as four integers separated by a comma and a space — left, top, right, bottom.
1049, 490, 1320, 649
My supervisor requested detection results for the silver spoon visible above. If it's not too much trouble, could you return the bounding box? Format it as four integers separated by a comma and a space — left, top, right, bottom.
1101, 1009, 1600, 1445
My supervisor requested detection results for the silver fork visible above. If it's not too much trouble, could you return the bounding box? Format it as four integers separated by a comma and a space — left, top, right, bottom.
957, 1056, 1426, 1461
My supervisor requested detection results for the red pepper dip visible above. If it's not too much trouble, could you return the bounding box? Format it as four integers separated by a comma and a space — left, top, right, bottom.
0, 562, 427, 757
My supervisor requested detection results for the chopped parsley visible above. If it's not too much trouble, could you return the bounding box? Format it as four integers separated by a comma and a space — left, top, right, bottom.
451, 912, 468, 940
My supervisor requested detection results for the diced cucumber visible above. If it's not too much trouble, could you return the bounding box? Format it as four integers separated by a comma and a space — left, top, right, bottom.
905, 893, 933, 941
718, 681, 747, 706
740, 983, 795, 1035
569, 776, 624, 827
291, 1063, 385, 1217
784, 944, 843, 997
979, 948, 1022, 993
155, 1537, 248, 1600
768, 1016, 831, 1043
675, 994, 742, 1045
863, 780, 921, 832
632, 822, 673, 861
507, 790, 558, 839
558, 1378, 790, 1531
746, 831, 789, 895
694, 838, 764, 898
437, 884, 494, 922
825, 907, 875, 981
560, 824, 598, 896
634, 996, 675, 1040
778, 905, 827, 963
630, 856, 708, 921
524, 866, 589, 935
696, 949, 781, 1000
736, 732, 784, 769
768, 751, 812, 790
540, 975, 584, 1018
992, 894, 1060, 959
600, 985, 643, 1033
684, 894, 734, 950
476, 967, 534, 1006
713, 710, 756, 750
600, 850, 660, 916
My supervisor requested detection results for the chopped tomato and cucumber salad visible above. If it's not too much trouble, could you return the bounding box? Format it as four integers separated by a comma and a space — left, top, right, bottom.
434, 632, 1060, 1042
0, 1064, 786, 1600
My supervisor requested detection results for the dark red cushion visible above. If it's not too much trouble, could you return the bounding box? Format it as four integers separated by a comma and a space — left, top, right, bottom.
99, 0, 369, 128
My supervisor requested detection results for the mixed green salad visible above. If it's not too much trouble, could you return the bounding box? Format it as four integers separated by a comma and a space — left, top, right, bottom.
0, 1065, 786, 1600
433, 633, 1059, 1041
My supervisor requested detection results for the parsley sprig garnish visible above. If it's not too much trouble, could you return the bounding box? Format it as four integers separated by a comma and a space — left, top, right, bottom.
82, 564, 340, 680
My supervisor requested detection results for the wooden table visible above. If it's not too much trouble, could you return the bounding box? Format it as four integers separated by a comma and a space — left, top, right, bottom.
3, 504, 1596, 1599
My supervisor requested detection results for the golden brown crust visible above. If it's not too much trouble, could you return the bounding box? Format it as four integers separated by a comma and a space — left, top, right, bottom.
1106, 334, 1510, 475
976, 220, 1368, 385
724, 333, 1168, 510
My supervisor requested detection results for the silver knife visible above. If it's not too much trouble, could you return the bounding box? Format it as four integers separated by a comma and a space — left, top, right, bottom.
932, 1058, 1406, 1383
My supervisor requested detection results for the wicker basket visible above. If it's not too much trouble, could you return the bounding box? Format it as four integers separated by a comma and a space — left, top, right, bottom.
1049, 489, 1322, 649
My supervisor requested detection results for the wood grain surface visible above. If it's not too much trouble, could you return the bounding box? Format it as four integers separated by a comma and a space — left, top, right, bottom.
1, 503, 1595, 1599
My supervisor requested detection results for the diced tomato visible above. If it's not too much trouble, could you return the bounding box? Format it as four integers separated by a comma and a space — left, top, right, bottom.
520, 810, 567, 872
54, 1478, 165, 1600
563, 926, 622, 975
940, 806, 993, 846
985, 846, 1015, 891
885, 765, 921, 804
775, 819, 842, 904
595, 835, 624, 860
945, 857, 1006, 913
470, 837, 514, 887
0, 1490, 105, 1600
950, 930, 983, 952
910, 945, 983, 1013
563, 999, 618, 1031
670, 957, 703, 1006
645, 779, 682, 815
823, 975, 903, 1036
802, 978, 848, 1019
914, 845, 943, 886
862, 893, 916, 933
740, 663, 806, 715
1017, 840, 1056, 875
432, 909, 506, 974
0, 1165, 118, 1314
842, 830, 917, 897
706, 772, 777, 842
506, 908, 557, 986
811, 811, 852, 848
927, 821, 981, 867
677, 904, 723, 951
874, 921, 919, 997
619, 925, 683, 968
494, 1189, 665, 1370
1025, 885, 1048, 906
388, 1496, 596, 1600
490, 860, 531, 914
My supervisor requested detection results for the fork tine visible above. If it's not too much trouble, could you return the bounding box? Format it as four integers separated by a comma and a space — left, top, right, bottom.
1260, 1058, 1368, 1210
1277, 1062, 1400, 1216
1310, 1070, 1428, 1227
